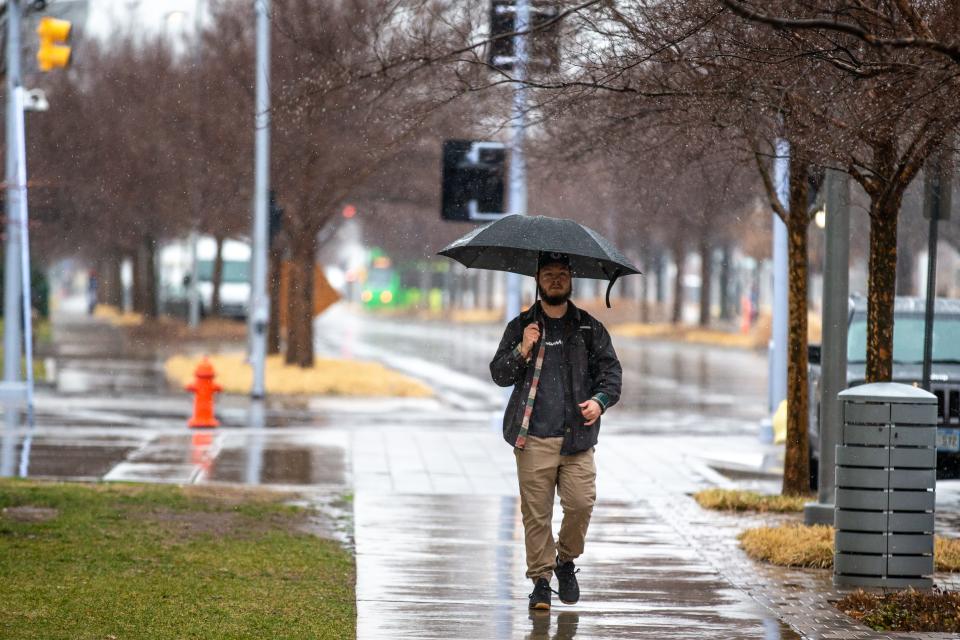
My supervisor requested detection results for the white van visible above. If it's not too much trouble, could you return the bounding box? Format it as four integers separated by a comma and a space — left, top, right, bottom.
158, 236, 251, 319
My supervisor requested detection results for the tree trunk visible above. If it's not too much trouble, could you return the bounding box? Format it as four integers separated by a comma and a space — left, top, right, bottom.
671, 244, 686, 324
719, 244, 733, 321
101, 253, 123, 307
268, 245, 283, 355
211, 234, 225, 316
866, 198, 900, 382
285, 237, 315, 367
142, 236, 158, 319
640, 253, 651, 323
782, 159, 811, 496
130, 251, 143, 313
698, 236, 713, 328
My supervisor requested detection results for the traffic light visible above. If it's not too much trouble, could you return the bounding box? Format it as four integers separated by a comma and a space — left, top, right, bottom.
487, 1, 560, 72
923, 151, 953, 221
37, 17, 71, 72
441, 140, 506, 222
807, 166, 825, 214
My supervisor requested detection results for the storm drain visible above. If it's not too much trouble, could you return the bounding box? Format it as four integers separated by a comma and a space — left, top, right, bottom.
834, 382, 937, 589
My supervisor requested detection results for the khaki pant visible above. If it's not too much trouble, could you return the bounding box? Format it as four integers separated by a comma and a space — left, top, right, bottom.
514, 436, 596, 582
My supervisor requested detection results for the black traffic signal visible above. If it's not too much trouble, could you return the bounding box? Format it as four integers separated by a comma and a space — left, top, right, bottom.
441, 140, 506, 222
923, 151, 953, 221
487, 1, 560, 72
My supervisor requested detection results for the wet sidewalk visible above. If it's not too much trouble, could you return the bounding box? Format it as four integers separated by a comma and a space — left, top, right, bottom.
349, 426, 960, 639
351, 429, 797, 639
13, 308, 960, 638
355, 492, 799, 639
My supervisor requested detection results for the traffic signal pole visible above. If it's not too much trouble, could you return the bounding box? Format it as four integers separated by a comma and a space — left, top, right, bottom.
4, 3, 24, 406
2, 1, 40, 476
1, 0, 24, 476
249, 0, 271, 400
505, 0, 529, 322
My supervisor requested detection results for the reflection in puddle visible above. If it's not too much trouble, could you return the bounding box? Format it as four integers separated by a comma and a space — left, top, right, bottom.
526, 611, 579, 640
1, 413, 16, 477
190, 431, 216, 479
210, 445, 345, 485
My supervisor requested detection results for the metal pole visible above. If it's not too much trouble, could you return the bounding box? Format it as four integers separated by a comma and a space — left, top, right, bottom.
504, 0, 528, 322
188, 230, 200, 327
805, 170, 849, 524
922, 221, 938, 392
249, 0, 270, 400
921, 152, 948, 391
770, 137, 789, 413
187, 2, 203, 329
3, 1, 24, 451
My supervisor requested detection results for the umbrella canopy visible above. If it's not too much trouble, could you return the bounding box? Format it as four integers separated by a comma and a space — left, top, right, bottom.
437, 214, 641, 307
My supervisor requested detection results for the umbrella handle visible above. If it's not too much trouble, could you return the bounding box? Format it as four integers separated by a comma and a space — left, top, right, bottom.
605, 270, 622, 309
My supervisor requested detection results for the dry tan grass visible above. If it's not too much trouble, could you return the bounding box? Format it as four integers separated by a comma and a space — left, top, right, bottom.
936, 537, 960, 572
694, 488, 809, 513
165, 352, 433, 397
739, 524, 960, 572
611, 310, 822, 350
738, 524, 835, 568
611, 315, 771, 349
93, 304, 144, 327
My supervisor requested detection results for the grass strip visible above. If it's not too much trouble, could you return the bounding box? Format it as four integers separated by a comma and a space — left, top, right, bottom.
738, 523, 960, 572
0, 480, 355, 640
694, 488, 810, 513
165, 352, 432, 397
836, 588, 960, 632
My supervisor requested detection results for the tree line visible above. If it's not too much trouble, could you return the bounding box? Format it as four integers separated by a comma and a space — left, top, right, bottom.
17, 1, 960, 493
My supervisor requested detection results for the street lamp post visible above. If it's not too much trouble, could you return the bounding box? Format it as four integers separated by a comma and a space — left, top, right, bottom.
249, 0, 271, 400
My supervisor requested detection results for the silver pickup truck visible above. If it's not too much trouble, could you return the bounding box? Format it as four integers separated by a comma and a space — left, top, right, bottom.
808, 296, 960, 488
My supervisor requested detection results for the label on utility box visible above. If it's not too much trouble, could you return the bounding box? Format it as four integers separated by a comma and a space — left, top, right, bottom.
937, 428, 960, 452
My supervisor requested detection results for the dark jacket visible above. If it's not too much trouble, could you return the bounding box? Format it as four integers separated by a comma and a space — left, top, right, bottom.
489, 301, 622, 455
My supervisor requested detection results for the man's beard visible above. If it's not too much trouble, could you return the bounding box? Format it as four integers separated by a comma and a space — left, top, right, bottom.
538, 283, 572, 306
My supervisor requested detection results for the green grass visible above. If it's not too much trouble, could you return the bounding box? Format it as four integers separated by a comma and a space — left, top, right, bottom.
0, 480, 356, 640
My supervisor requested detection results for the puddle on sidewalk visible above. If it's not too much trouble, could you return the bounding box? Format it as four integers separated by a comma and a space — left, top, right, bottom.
0, 432, 137, 480
209, 445, 346, 486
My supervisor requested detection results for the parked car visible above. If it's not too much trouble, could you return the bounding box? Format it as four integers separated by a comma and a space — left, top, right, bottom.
808, 296, 960, 488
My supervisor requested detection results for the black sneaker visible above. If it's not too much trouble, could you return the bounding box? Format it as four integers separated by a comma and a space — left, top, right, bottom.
554, 558, 580, 604
528, 577, 552, 610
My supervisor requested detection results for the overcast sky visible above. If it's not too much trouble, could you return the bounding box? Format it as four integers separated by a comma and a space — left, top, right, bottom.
83, 0, 209, 42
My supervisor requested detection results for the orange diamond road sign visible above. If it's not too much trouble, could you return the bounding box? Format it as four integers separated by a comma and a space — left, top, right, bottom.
278, 262, 342, 328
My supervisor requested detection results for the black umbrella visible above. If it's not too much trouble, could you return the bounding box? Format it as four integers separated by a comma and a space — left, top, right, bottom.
438, 214, 641, 308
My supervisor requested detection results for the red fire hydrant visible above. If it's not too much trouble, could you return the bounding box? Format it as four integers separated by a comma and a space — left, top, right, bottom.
186, 357, 222, 428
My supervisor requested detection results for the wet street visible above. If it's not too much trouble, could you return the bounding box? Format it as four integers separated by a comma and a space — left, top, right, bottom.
6, 305, 960, 638
314, 305, 769, 436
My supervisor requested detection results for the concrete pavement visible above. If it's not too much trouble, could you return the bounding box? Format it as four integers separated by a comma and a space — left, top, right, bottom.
7, 308, 960, 638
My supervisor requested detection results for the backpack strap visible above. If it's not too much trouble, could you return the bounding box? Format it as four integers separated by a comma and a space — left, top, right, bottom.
514, 323, 548, 450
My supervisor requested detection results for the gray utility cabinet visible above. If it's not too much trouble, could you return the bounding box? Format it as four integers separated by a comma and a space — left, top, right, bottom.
834, 382, 937, 589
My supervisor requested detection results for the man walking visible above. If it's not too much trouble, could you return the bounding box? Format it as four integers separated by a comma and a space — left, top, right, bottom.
490, 252, 622, 610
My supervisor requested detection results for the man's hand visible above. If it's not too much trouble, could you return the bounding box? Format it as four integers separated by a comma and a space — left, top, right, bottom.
520, 322, 540, 358
578, 399, 601, 426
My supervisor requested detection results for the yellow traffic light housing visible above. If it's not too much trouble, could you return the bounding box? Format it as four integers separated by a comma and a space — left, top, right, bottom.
37, 17, 71, 72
